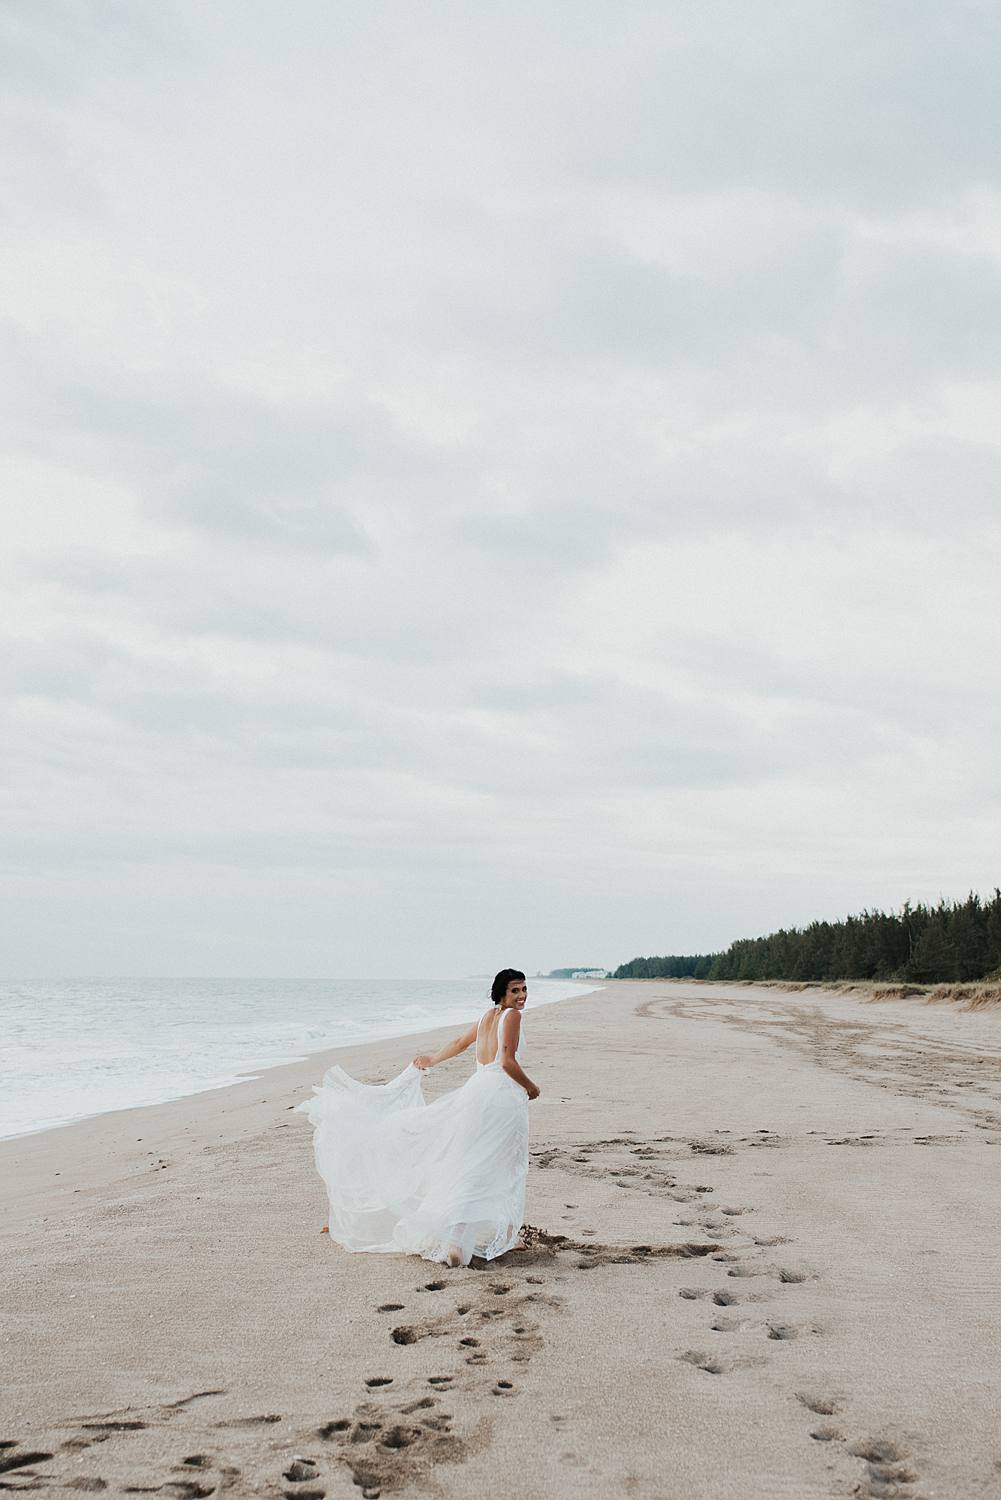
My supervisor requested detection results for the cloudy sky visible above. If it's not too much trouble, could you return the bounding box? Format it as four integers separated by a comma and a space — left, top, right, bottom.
2, 0, 999, 978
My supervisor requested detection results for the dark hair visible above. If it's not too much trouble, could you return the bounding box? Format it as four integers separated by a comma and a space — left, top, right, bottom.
491, 968, 526, 1006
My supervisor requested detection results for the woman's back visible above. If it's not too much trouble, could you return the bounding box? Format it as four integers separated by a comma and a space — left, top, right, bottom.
475, 1006, 519, 1066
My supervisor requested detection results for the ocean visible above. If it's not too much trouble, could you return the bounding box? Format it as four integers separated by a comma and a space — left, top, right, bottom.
0, 975, 596, 1141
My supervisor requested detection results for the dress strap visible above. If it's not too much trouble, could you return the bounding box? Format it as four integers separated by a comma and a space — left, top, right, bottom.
498, 1005, 519, 1050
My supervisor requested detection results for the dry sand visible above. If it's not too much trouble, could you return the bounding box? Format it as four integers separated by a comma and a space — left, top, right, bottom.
3, 979, 1001, 1500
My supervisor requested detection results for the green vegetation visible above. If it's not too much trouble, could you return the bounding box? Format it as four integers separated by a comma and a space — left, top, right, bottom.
613, 891, 1001, 984
612, 954, 716, 980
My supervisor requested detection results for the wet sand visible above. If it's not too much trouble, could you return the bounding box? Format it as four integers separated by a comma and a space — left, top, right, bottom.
3, 980, 1001, 1499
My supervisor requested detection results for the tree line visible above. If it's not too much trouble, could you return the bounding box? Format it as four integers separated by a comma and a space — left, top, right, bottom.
613, 891, 1001, 984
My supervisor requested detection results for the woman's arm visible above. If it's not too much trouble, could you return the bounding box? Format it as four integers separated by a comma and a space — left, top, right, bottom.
499, 1011, 540, 1099
413, 1021, 478, 1071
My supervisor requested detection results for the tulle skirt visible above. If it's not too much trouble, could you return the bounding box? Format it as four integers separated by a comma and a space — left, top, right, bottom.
297, 1062, 529, 1266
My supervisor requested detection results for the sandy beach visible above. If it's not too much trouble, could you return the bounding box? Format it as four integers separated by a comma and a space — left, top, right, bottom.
4, 979, 1001, 1500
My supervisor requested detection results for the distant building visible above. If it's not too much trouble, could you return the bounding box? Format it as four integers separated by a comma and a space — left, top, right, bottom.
546, 966, 608, 980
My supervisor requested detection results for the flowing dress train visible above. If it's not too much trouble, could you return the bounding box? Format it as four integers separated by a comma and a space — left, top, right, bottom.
297, 1008, 529, 1266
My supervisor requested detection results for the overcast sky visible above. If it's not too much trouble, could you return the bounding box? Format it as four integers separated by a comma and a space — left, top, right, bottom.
2, 0, 1000, 978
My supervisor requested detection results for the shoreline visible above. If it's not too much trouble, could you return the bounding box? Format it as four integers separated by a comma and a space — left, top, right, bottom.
0, 985, 601, 1232
5, 979, 1001, 1498
1, 979, 603, 1150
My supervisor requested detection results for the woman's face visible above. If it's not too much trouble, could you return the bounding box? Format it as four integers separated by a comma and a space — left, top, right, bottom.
504, 978, 528, 1010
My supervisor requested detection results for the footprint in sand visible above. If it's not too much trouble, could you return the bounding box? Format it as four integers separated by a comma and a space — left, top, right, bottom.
214, 1413, 282, 1428
123, 1483, 213, 1498
809, 1423, 845, 1442
688, 1137, 736, 1156
390, 1276, 532, 1346
82, 1421, 148, 1432
796, 1392, 842, 1415
318, 1394, 464, 1500
710, 1314, 756, 1333
0, 1447, 55, 1477
846, 1436, 920, 1496
317, 1420, 350, 1438
677, 1349, 728, 1375
283, 1457, 320, 1483
766, 1320, 821, 1341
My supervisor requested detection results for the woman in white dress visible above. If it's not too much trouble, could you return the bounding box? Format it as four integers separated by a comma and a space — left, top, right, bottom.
298, 969, 541, 1268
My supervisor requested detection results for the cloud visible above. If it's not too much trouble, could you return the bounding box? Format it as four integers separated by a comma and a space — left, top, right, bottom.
2, 0, 1000, 975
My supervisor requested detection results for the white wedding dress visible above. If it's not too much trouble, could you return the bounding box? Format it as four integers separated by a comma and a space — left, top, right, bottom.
297, 1007, 529, 1266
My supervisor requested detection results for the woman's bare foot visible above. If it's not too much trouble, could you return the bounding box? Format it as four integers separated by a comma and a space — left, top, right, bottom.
445, 1246, 462, 1267
320, 1225, 329, 1234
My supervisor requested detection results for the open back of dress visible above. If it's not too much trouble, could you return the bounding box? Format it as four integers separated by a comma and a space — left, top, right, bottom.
298, 1008, 529, 1267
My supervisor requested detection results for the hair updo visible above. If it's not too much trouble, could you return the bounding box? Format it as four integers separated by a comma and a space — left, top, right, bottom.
491, 968, 526, 1006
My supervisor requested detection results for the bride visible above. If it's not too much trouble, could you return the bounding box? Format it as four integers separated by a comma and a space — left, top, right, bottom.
298, 969, 541, 1267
